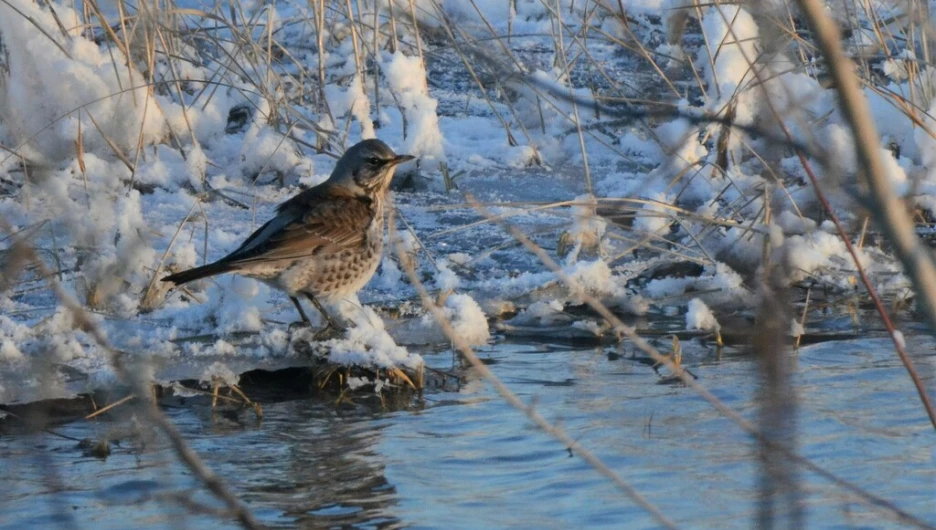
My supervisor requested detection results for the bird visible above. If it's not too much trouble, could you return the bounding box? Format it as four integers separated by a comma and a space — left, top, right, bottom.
162, 139, 415, 336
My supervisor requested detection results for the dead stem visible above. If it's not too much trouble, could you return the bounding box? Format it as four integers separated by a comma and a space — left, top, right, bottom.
85, 394, 135, 420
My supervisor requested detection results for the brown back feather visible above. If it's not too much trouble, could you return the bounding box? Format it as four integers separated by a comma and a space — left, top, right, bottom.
219, 184, 377, 266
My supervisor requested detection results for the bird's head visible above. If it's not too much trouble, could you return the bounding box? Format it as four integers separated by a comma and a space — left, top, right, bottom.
327, 139, 415, 196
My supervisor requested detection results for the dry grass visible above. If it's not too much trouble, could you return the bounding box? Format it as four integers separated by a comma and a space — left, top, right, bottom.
2, 0, 936, 527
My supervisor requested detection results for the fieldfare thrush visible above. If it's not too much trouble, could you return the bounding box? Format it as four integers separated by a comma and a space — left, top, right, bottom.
162, 139, 414, 335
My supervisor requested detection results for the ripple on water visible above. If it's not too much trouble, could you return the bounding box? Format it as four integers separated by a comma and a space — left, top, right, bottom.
1, 338, 934, 529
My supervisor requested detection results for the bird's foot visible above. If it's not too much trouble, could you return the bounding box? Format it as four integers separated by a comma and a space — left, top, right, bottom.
312, 323, 346, 341
288, 320, 314, 333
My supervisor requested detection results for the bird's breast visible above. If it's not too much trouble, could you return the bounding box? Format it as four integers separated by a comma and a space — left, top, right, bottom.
282, 214, 385, 300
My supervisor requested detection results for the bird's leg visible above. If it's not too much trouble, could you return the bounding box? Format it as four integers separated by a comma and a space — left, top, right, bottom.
304, 293, 346, 339
290, 296, 312, 327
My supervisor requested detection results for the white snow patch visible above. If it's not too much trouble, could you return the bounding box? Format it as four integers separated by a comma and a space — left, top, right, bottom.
633, 192, 674, 234
893, 330, 906, 349
410, 293, 491, 346
565, 259, 617, 298
200, 361, 239, 386
383, 51, 445, 167
789, 319, 804, 339
0, 0, 165, 163
686, 298, 720, 331
434, 259, 461, 292
323, 297, 424, 369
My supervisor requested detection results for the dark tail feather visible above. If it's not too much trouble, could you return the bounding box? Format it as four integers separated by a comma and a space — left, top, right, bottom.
162, 261, 235, 286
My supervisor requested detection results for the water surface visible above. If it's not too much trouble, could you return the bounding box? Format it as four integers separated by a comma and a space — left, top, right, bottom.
1, 337, 934, 529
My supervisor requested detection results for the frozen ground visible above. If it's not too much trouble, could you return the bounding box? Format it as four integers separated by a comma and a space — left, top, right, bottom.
0, 0, 933, 403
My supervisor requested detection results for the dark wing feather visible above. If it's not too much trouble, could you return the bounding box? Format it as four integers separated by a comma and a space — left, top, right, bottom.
217, 185, 374, 266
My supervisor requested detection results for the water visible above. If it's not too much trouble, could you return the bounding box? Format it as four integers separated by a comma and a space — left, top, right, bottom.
1, 336, 935, 529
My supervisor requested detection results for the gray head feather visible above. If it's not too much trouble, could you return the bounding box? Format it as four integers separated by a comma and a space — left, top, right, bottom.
327, 139, 413, 193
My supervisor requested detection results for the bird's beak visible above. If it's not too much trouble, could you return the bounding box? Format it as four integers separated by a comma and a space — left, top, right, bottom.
389, 154, 416, 166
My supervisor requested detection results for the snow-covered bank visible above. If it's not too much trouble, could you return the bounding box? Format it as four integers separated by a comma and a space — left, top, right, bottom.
0, 0, 929, 403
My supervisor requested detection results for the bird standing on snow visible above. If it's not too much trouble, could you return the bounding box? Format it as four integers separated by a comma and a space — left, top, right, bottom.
162, 139, 414, 336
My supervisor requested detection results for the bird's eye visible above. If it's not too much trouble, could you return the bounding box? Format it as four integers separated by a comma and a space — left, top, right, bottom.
367, 157, 381, 166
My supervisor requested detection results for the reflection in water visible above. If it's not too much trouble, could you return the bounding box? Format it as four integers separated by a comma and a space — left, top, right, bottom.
237, 400, 401, 528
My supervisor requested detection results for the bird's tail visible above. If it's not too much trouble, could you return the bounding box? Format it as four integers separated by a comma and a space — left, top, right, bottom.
162, 261, 236, 286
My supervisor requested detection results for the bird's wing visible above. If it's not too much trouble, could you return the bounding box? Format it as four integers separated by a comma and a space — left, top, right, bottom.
220, 186, 375, 265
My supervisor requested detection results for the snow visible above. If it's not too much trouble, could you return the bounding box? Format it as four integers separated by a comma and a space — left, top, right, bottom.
433, 259, 461, 292
436, 293, 491, 346
700, 5, 759, 115
0, 0, 166, 163
201, 361, 239, 386
322, 297, 424, 369
686, 298, 720, 332
383, 51, 445, 168
633, 193, 674, 235
566, 259, 618, 298
563, 193, 607, 262
893, 330, 906, 349
0, 0, 927, 403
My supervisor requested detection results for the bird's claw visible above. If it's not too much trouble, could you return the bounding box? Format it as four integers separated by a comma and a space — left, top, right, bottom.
288, 320, 313, 333
312, 323, 346, 341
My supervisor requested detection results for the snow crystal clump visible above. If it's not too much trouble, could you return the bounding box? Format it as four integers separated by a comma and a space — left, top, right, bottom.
784, 231, 866, 283
383, 51, 445, 168
326, 298, 424, 369
563, 193, 606, 262
325, 75, 375, 140
440, 294, 490, 346
645, 263, 752, 309
375, 255, 404, 290
0, 315, 30, 362
686, 298, 720, 331
700, 5, 759, 118
0, 0, 165, 162
565, 259, 620, 298
434, 259, 461, 292
200, 362, 239, 386
410, 293, 491, 346
215, 277, 263, 334
633, 192, 674, 235
524, 300, 567, 325
789, 319, 804, 339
